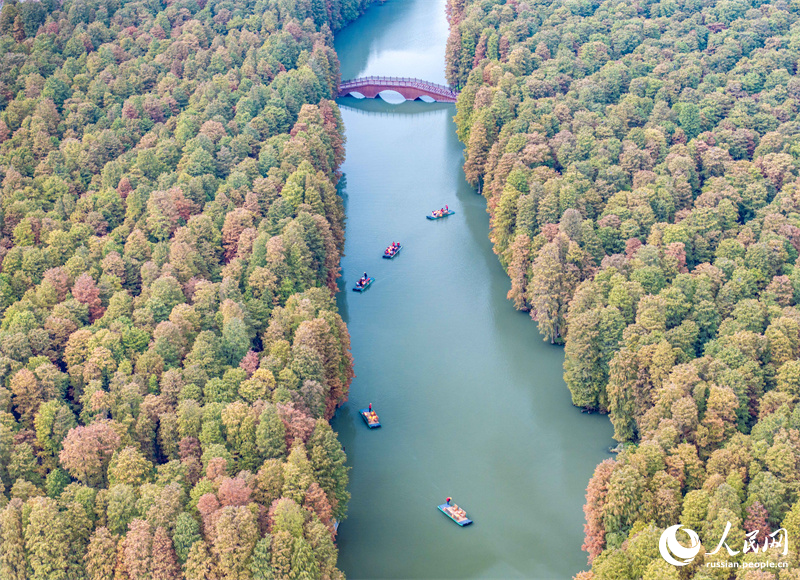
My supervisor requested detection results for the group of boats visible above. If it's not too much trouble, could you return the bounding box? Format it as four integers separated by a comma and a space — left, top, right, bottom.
353, 204, 472, 527
352, 206, 455, 292
358, 403, 472, 525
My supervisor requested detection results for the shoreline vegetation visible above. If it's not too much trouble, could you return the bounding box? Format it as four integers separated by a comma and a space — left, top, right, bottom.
0, 0, 374, 578
445, 0, 800, 577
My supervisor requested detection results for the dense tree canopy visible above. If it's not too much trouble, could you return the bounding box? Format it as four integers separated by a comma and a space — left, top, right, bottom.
0, 0, 369, 577
447, 0, 800, 576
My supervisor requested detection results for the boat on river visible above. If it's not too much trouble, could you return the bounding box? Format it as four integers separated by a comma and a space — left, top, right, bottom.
427, 209, 455, 220
353, 277, 373, 292
360, 407, 381, 428
383, 244, 402, 259
438, 499, 472, 526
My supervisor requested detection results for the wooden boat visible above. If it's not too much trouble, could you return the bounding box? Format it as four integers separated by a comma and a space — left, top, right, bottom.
359, 408, 381, 428
438, 502, 473, 526
352, 277, 373, 292
383, 245, 402, 259
426, 210, 455, 220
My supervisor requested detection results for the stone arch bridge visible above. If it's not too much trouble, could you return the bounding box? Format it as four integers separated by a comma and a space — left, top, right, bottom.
338, 76, 459, 103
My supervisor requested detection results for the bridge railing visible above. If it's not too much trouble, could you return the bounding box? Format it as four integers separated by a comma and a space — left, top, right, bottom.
339, 76, 458, 97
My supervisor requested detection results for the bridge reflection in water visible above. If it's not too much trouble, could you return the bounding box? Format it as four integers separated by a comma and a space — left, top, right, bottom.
338, 76, 459, 103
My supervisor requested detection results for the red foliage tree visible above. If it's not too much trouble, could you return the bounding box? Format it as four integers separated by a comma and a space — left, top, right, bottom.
72, 273, 105, 321
239, 350, 259, 376
197, 493, 221, 541
59, 421, 121, 486
151, 526, 181, 580
303, 482, 334, 532
582, 459, 615, 562
42, 267, 71, 301
121, 519, 154, 580
218, 477, 252, 507
744, 501, 771, 545
277, 403, 316, 448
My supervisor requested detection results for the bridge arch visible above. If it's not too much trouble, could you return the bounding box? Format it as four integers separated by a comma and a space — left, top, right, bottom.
338, 76, 459, 103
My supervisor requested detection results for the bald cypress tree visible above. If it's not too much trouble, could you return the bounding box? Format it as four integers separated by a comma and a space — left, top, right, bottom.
9, 369, 43, 428
120, 519, 153, 580
307, 420, 349, 520
463, 112, 492, 186
184, 540, 219, 580
85, 527, 117, 580
289, 537, 320, 580
527, 234, 579, 344
250, 535, 275, 580
256, 403, 287, 460
63, 500, 94, 579
506, 234, 531, 311
282, 444, 314, 505
24, 497, 70, 580
256, 460, 285, 507
212, 506, 260, 579
304, 519, 338, 578
303, 483, 333, 530
151, 527, 180, 580
172, 513, 202, 565
270, 531, 294, 579
0, 499, 26, 580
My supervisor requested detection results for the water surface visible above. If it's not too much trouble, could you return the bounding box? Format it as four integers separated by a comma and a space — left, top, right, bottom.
332, 2, 614, 577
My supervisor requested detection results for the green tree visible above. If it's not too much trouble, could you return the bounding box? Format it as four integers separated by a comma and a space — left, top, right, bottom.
307, 420, 349, 520
256, 403, 288, 460
172, 513, 202, 565
527, 234, 579, 344
24, 497, 70, 580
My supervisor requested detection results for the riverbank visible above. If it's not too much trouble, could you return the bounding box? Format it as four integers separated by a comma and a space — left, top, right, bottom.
444, 0, 800, 577
0, 1, 370, 577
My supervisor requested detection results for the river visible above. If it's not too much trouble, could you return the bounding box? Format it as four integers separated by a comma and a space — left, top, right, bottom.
329, 1, 615, 578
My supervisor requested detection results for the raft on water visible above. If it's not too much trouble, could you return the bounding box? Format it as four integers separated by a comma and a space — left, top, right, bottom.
438, 502, 472, 526
359, 408, 381, 428
383, 245, 402, 259
352, 277, 373, 292
426, 210, 455, 220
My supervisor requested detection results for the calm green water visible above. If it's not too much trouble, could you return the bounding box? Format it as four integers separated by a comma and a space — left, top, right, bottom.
330, 2, 614, 578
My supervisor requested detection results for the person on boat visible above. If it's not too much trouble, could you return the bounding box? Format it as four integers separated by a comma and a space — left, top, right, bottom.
446, 497, 451, 506
445, 205, 449, 213
368, 403, 372, 412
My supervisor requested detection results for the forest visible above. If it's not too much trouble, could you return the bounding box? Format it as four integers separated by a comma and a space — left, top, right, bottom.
0, 0, 372, 578
446, 0, 800, 577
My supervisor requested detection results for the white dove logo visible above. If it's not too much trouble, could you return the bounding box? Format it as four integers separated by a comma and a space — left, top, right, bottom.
659, 524, 702, 566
